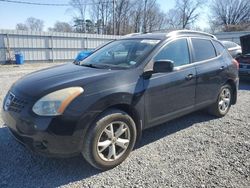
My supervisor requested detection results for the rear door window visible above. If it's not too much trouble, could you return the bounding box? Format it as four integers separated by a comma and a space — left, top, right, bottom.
191, 38, 216, 62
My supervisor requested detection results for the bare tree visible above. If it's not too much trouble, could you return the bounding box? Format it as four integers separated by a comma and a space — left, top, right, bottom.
166, 0, 204, 29
210, 0, 250, 32
16, 17, 44, 31
141, 0, 157, 33
70, 0, 89, 32
165, 9, 182, 30
26, 17, 44, 31
130, 1, 144, 33
100, 1, 112, 34
129, 0, 166, 33
115, 0, 131, 35
67, 0, 206, 35
68, 0, 169, 35
16, 23, 28, 31
90, 0, 112, 34
90, 0, 101, 34
48, 21, 73, 32
90, 0, 133, 35
147, 4, 167, 32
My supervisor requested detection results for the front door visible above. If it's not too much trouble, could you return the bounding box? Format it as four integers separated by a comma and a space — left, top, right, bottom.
143, 38, 196, 128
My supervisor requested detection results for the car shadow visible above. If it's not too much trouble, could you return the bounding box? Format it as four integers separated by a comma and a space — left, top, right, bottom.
0, 111, 216, 187
239, 79, 250, 90
137, 111, 215, 149
0, 127, 100, 188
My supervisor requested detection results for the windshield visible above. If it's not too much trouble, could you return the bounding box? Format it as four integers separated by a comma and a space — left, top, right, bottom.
80, 39, 160, 69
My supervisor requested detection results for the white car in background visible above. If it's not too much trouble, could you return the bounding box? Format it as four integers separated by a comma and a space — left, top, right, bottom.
221, 40, 242, 58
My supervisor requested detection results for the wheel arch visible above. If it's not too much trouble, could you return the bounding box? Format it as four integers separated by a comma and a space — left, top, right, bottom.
106, 103, 142, 144
79, 93, 143, 147
224, 79, 237, 105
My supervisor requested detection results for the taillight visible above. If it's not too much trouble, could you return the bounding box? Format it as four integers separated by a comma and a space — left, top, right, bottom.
233, 59, 239, 70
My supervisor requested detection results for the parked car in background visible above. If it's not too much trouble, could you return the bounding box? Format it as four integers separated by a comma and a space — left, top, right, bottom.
73, 50, 93, 64
2, 30, 239, 170
73, 41, 114, 64
236, 34, 250, 79
221, 40, 242, 58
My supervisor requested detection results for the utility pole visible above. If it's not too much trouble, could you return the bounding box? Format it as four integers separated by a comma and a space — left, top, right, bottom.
113, 0, 116, 35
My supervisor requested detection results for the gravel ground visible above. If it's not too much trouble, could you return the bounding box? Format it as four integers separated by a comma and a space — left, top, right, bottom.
0, 63, 249, 188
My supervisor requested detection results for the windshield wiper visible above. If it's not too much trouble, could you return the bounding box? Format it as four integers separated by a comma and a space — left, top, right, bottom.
81, 63, 106, 69
81, 63, 128, 70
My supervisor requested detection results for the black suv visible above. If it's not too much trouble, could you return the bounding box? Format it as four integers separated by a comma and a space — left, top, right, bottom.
2, 30, 239, 170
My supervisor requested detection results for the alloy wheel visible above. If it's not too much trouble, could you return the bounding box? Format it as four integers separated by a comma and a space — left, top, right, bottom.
96, 121, 131, 162
218, 87, 231, 114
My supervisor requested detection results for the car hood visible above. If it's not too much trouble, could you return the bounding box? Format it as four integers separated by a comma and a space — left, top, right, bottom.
240, 34, 250, 55
12, 63, 119, 98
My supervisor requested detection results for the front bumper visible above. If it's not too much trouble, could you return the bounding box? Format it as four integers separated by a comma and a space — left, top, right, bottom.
2, 92, 83, 157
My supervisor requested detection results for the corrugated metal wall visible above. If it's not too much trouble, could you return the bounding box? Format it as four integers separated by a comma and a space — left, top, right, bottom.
215, 31, 250, 44
1, 29, 250, 64
0, 30, 121, 64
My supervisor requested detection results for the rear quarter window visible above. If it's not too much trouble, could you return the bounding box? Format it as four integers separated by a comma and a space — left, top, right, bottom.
191, 38, 216, 62
213, 40, 226, 56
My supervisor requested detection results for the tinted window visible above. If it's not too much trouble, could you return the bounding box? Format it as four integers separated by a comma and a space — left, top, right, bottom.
192, 38, 216, 62
154, 38, 190, 66
213, 40, 225, 56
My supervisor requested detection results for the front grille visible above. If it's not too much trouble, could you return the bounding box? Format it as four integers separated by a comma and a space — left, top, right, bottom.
4, 92, 27, 113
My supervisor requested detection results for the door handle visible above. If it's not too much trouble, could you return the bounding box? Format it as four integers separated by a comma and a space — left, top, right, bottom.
185, 74, 194, 81
220, 66, 225, 70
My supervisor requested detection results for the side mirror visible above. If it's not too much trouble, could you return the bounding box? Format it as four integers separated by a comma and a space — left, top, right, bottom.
153, 59, 174, 73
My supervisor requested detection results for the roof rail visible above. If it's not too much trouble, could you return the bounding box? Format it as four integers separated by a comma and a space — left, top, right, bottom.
122, 33, 142, 38
167, 30, 217, 39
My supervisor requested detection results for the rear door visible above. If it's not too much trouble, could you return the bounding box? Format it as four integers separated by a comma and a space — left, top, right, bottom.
190, 38, 226, 106
144, 38, 196, 128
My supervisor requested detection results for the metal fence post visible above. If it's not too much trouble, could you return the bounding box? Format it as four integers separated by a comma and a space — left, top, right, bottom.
85, 37, 88, 50
51, 35, 54, 63
6, 34, 12, 63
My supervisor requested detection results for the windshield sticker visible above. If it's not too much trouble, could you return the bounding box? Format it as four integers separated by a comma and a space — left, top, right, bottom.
129, 61, 137, 65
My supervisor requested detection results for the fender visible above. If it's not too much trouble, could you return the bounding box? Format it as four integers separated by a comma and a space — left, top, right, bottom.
74, 92, 144, 151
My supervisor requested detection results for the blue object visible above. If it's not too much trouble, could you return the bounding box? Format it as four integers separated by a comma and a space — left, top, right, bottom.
15, 53, 24, 65
75, 50, 93, 63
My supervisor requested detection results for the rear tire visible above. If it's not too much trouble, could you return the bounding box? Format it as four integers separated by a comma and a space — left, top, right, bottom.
82, 109, 137, 170
208, 84, 232, 117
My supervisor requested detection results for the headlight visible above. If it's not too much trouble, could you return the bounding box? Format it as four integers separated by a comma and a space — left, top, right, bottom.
32, 87, 84, 116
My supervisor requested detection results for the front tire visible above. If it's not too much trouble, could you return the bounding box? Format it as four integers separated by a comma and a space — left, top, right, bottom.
208, 84, 232, 117
82, 109, 137, 170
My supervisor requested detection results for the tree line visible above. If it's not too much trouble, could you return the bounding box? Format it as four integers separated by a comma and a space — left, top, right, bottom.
16, 0, 250, 34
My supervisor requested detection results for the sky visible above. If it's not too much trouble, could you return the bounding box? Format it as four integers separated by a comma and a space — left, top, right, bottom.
0, 0, 209, 31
